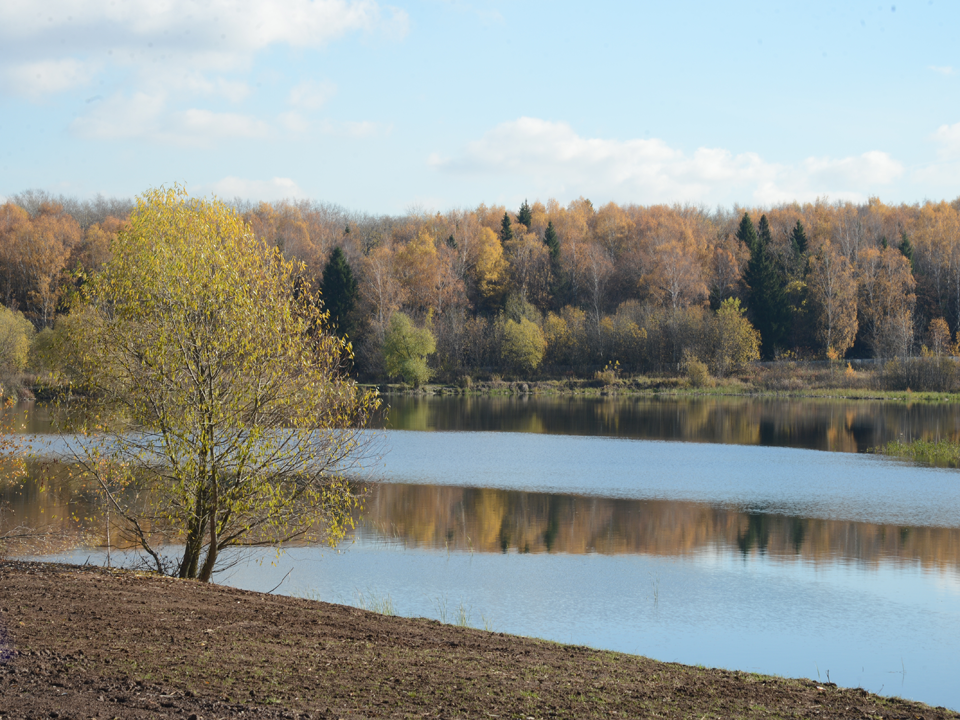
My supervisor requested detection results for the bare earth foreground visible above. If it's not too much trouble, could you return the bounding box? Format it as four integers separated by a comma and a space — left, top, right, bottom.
0, 561, 955, 720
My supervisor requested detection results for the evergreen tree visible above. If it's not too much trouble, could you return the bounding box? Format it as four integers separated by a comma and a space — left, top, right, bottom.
446, 234, 457, 249
543, 220, 564, 305
499, 212, 513, 244
321, 247, 359, 339
899, 232, 915, 271
743, 214, 790, 358
735, 211, 759, 253
543, 221, 560, 264
789, 219, 808, 257
516, 199, 532, 228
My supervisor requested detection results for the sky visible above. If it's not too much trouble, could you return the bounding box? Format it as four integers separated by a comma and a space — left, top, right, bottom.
1, 0, 959, 214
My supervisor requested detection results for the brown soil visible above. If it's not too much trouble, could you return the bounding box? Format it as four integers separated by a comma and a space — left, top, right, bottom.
0, 561, 955, 720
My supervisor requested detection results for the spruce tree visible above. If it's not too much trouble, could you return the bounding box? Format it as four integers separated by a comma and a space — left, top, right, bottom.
899, 232, 915, 271
743, 214, 790, 358
499, 212, 513, 244
790, 219, 808, 257
543, 220, 564, 307
321, 247, 359, 339
789, 219, 809, 278
516, 199, 532, 228
543, 221, 560, 264
736, 211, 759, 253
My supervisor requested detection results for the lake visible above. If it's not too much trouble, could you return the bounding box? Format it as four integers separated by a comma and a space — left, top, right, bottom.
3, 395, 960, 710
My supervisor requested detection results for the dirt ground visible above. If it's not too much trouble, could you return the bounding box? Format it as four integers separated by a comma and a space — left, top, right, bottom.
0, 560, 956, 720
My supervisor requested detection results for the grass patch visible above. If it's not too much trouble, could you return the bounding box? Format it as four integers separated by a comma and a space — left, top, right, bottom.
873, 438, 960, 468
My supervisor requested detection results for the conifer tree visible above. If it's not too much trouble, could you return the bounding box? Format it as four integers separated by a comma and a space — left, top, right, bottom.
790, 219, 808, 257
788, 219, 810, 279
543, 221, 560, 264
543, 220, 564, 304
735, 211, 758, 253
499, 212, 513, 244
743, 214, 790, 358
321, 246, 359, 339
516, 200, 532, 228
899, 232, 915, 271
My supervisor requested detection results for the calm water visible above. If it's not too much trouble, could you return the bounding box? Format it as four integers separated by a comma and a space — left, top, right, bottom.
4, 397, 960, 710
380, 394, 960, 452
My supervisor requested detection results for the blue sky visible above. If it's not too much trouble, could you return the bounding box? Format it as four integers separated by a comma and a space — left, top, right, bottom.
2, 0, 959, 214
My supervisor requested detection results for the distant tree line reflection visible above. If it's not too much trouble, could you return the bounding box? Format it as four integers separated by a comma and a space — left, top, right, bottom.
358, 482, 960, 571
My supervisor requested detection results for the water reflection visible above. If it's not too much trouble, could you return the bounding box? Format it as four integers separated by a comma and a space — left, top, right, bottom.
382, 395, 960, 453
359, 482, 960, 571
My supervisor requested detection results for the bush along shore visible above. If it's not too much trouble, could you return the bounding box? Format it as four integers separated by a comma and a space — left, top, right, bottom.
0, 560, 957, 720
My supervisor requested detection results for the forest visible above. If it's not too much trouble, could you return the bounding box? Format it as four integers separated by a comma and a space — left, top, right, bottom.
1, 189, 959, 385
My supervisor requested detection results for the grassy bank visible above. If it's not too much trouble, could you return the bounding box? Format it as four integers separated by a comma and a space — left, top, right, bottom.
874, 438, 960, 468
1, 560, 956, 720
372, 364, 960, 405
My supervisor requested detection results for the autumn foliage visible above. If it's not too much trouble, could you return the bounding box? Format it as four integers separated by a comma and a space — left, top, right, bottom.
6, 190, 960, 381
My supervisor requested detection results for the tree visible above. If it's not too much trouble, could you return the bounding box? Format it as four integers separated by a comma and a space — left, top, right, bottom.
927, 317, 951, 358
470, 227, 508, 309
709, 298, 760, 377
501, 317, 546, 375
383, 312, 436, 386
320, 247, 359, 339
790, 220, 808, 257
67, 187, 379, 582
516, 200, 532, 229
0, 304, 34, 376
899, 232, 914, 271
788, 219, 809, 278
543, 221, 560, 264
807, 243, 858, 358
856, 246, 916, 357
743, 214, 790, 358
499, 212, 514, 244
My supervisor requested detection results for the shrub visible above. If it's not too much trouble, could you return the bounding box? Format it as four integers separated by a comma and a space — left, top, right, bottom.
683, 353, 713, 388
0, 305, 34, 376
383, 312, 436, 387
501, 317, 546, 375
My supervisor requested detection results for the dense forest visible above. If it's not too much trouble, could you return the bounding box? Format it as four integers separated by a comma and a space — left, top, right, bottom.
2, 189, 959, 383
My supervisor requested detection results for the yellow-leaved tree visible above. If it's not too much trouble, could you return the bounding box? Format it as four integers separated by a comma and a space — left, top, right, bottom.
65, 187, 380, 581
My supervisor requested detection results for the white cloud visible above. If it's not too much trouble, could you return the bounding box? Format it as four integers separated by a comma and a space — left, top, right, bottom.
278, 111, 310, 133
341, 120, 388, 138
0, 0, 407, 99
289, 79, 338, 110
802, 150, 904, 185
932, 122, 960, 157
71, 92, 269, 147
929, 65, 955, 76
911, 122, 960, 187
1, 58, 100, 99
0, 0, 407, 54
430, 117, 903, 206
207, 176, 306, 201
174, 108, 269, 140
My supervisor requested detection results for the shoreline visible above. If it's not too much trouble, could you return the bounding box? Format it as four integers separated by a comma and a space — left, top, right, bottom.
1, 560, 957, 719
370, 377, 960, 405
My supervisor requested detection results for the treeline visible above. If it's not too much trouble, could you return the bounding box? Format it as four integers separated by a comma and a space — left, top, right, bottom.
3, 189, 960, 383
